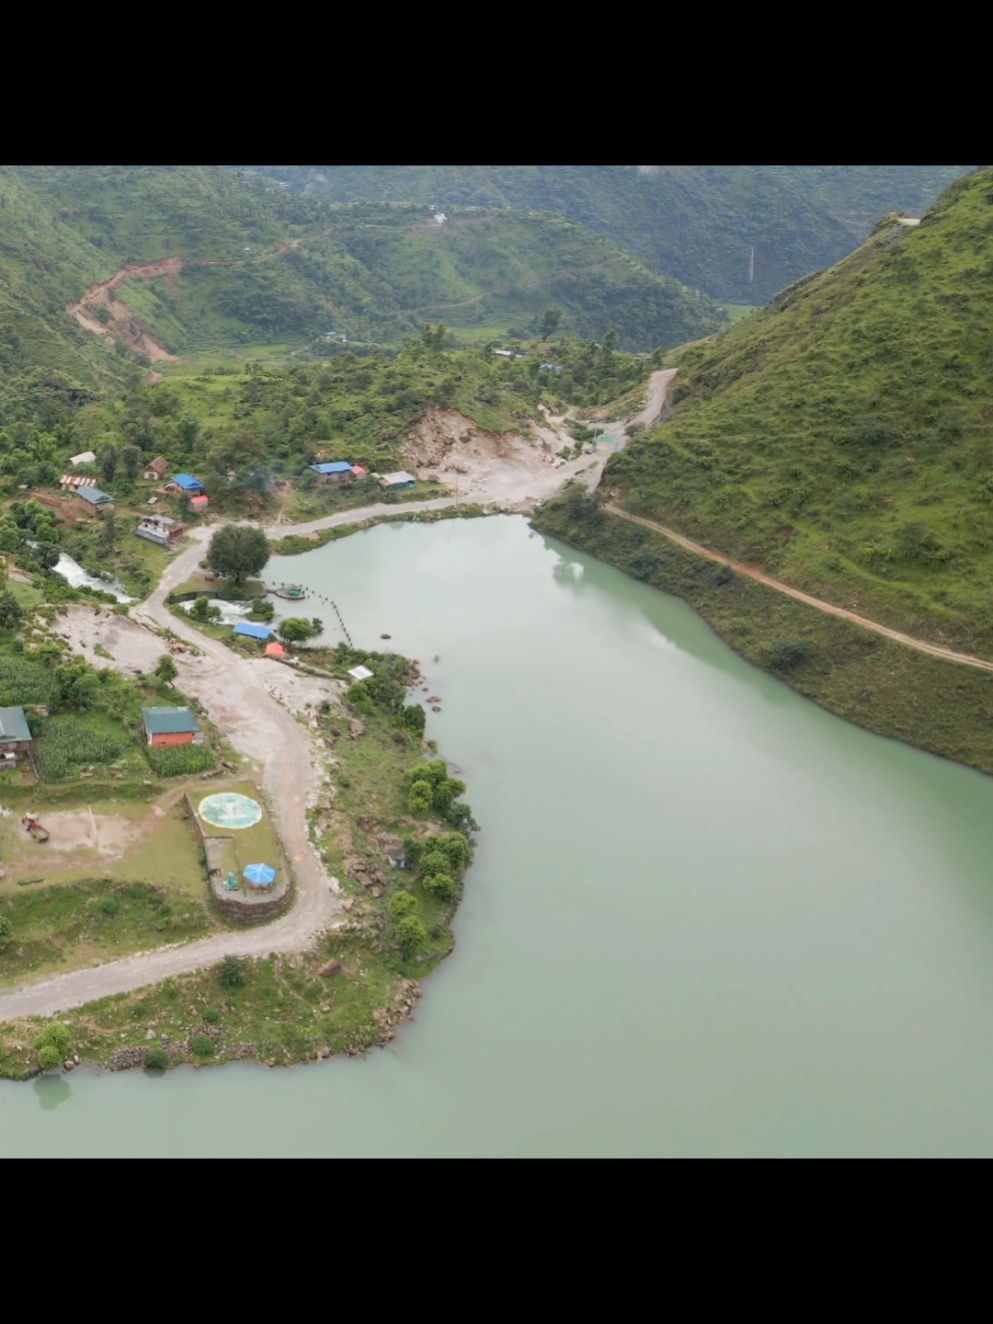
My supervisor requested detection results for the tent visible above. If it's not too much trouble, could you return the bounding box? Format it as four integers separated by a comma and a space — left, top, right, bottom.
265, 642, 285, 659
243, 863, 276, 886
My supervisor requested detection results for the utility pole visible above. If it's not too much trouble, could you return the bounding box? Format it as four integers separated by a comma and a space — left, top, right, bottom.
748, 246, 755, 285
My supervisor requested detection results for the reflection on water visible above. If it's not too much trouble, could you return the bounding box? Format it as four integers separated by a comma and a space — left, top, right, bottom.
33, 1076, 71, 1111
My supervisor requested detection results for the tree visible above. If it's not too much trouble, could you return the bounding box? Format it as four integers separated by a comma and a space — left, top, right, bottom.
0, 913, 12, 943
189, 595, 222, 623
423, 872, 455, 901
155, 653, 178, 683
407, 780, 433, 814
35, 1022, 71, 1065
218, 955, 245, 989
52, 662, 97, 712
0, 590, 23, 630
120, 444, 142, 481
205, 525, 269, 585
396, 914, 427, 953
249, 598, 275, 622
98, 508, 116, 553
177, 417, 200, 449
278, 616, 319, 642
98, 444, 118, 484
540, 308, 563, 341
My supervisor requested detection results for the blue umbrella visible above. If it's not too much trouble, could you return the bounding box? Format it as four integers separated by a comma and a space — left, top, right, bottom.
243, 863, 276, 886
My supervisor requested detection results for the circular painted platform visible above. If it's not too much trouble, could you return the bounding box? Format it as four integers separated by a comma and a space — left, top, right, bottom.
199, 792, 263, 830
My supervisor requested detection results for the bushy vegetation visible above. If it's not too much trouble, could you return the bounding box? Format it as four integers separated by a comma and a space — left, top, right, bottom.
33, 715, 125, 780
144, 742, 216, 777
337, 645, 426, 735
256, 166, 974, 304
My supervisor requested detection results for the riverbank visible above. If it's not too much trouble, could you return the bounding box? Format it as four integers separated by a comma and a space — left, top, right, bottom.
533, 489, 993, 778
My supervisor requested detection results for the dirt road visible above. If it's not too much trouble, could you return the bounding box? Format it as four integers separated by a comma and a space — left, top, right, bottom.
605, 505, 993, 675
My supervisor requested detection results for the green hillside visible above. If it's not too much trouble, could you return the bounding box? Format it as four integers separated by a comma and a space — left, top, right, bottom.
595, 169, 993, 656
247, 166, 973, 305
0, 168, 721, 394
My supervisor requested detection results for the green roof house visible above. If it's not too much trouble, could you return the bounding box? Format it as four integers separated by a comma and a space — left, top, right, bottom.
142, 706, 199, 747
0, 706, 33, 760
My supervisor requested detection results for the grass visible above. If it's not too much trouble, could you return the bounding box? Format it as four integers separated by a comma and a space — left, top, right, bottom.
724, 304, 761, 322
0, 934, 414, 1079
0, 796, 208, 896
0, 874, 216, 991
278, 478, 448, 525
605, 170, 993, 662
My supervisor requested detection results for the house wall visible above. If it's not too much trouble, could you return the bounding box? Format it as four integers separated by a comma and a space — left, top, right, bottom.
148, 730, 195, 747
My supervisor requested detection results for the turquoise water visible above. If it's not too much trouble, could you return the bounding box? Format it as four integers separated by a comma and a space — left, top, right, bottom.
5, 516, 993, 1156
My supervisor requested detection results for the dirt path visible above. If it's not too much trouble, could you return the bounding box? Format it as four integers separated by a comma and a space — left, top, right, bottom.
66, 240, 306, 362
604, 505, 993, 675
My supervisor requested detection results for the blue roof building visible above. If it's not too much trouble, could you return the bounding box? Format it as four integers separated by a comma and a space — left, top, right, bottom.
310, 461, 352, 474
309, 461, 355, 485
233, 621, 273, 640
172, 474, 204, 492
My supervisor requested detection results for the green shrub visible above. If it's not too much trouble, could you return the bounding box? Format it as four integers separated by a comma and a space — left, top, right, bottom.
388, 891, 417, 919
768, 640, 812, 672
218, 955, 245, 989
144, 743, 216, 777
130, 1001, 147, 1019
35, 1023, 71, 1058
191, 1034, 215, 1058
98, 897, 119, 917
0, 913, 11, 942
144, 1048, 168, 1070
189, 595, 222, 623
407, 780, 433, 814
396, 914, 427, 952
155, 654, 178, 682
204, 1005, 221, 1025
423, 872, 455, 901
37, 1045, 62, 1072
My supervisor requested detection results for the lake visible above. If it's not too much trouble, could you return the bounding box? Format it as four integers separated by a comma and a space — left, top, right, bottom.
5, 515, 993, 1156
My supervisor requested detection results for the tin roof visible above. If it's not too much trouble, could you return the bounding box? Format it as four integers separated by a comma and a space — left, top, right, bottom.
142, 706, 198, 735
0, 706, 32, 743
76, 485, 114, 505
310, 462, 353, 474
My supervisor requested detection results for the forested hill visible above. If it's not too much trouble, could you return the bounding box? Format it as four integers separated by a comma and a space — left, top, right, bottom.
245, 166, 974, 305
0, 166, 722, 400
598, 170, 993, 654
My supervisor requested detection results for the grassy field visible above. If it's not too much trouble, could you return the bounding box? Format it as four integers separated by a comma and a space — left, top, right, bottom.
0, 794, 218, 988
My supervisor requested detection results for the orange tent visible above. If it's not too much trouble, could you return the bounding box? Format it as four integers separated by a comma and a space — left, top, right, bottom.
265, 642, 285, 659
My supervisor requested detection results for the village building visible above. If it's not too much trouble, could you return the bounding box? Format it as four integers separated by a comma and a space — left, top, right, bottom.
378, 471, 416, 491
141, 706, 199, 747
135, 515, 185, 548
0, 706, 33, 763
142, 456, 169, 481
309, 461, 354, 485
